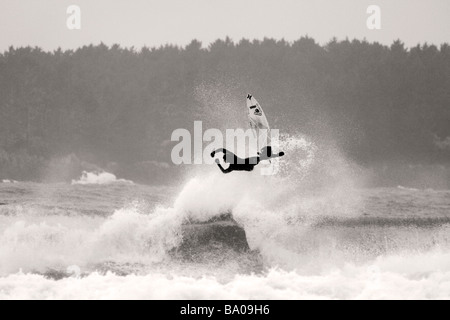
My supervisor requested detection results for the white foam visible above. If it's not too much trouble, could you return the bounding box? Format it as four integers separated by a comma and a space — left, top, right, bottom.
71, 171, 134, 185
1, 250, 450, 299
0, 159, 360, 275
1, 135, 447, 299
397, 186, 419, 191
1, 180, 18, 184
174, 135, 364, 261
0, 204, 183, 275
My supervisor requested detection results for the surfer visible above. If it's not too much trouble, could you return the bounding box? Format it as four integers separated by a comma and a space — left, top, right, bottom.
211, 94, 285, 174
211, 146, 285, 174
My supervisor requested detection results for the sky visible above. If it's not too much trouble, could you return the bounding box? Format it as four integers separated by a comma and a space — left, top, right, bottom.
0, 0, 449, 51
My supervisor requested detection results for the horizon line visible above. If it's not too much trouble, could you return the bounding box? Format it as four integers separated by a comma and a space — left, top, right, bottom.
2, 35, 449, 54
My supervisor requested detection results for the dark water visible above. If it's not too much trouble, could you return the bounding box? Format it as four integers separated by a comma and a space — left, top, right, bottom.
0, 178, 449, 299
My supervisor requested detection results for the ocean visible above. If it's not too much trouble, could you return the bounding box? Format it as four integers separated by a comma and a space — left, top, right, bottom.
0, 168, 449, 299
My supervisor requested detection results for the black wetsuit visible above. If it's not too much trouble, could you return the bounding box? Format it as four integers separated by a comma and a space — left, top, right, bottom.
211, 147, 284, 174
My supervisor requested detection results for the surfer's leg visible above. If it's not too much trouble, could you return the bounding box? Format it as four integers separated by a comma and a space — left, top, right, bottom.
266, 152, 285, 160
261, 145, 285, 159
259, 146, 273, 160
266, 146, 272, 157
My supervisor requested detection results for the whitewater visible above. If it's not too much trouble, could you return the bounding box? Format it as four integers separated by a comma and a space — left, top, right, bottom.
1, 135, 450, 300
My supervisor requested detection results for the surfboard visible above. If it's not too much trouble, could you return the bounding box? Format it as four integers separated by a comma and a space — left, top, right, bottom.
246, 94, 271, 149
246, 94, 270, 132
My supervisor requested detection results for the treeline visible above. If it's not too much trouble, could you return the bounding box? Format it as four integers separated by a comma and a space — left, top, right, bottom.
0, 38, 449, 183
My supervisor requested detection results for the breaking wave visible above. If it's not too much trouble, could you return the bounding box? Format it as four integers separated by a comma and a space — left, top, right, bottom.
1, 131, 449, 299
71, 171, 134, 185
2, 180, 18, 184
2, 249, 450, 299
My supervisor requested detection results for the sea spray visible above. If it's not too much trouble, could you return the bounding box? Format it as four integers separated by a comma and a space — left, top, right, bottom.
72, 171, 134, 185
2, 249, 450, 299
0, 202, 183, 275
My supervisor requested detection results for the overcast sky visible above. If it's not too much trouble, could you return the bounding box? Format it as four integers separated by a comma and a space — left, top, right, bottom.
0, 0, 449, 51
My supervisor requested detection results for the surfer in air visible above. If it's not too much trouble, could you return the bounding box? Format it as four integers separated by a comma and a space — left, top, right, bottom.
211, 146, 285, 174
212, 94, 285, 174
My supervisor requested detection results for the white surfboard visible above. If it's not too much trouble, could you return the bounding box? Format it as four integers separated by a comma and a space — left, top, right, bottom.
247, 94, 270, 131
246, 94, 271, 149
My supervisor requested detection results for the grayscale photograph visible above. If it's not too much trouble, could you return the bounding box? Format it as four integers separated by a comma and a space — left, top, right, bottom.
0, 0, 449, 301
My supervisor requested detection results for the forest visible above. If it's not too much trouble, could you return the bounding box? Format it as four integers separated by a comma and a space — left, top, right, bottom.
0, 37, 449, 185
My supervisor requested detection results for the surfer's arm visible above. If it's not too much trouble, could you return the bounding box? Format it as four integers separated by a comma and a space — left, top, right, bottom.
211, 149, 237, 164
216, 161, 233, 174
211, 148, 229, 157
